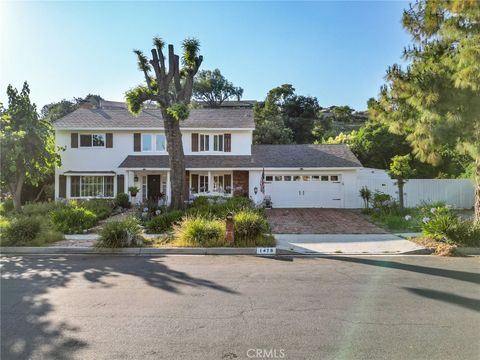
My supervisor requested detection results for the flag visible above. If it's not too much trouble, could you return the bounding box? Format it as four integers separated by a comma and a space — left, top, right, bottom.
260, 168, 265, 194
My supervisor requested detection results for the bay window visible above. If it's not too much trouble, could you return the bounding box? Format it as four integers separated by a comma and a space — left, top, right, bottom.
70, 176, 114, 198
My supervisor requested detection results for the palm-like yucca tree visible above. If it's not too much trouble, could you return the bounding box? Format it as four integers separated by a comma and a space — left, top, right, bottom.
126, 37, 203, 209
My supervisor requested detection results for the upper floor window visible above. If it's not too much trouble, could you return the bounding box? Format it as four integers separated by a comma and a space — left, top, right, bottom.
199, 134, 210, 152
142, 134, 167, 152
191, 133, 231, 153
213, 134, 224, 152
80, 134, 105, 147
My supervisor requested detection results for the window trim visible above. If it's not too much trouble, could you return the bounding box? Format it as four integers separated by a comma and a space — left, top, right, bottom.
213, 134, 224, 152
199, 134, 210, 152
70, 175, 115, 198
79, 133, 106, 148
141, 133, 167, 153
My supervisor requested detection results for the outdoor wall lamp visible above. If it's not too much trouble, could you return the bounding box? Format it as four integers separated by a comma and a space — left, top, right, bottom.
134, 176, 139, 182
254, 186, 258, 195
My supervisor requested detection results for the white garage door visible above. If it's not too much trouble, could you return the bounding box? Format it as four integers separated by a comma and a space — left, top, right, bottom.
264, 174, 343, 208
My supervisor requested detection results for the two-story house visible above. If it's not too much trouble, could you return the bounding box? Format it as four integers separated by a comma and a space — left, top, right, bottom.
53, 100, 363, 208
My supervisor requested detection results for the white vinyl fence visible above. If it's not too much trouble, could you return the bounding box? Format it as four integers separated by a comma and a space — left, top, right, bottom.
355, 168, 474, 209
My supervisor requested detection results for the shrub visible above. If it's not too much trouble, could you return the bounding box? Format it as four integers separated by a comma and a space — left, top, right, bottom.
0, 199, 14, 215
51, 206, 97, 234
188, 196, 254, 219
77, 199, 115, 220
173, 217, 226, 247
115, 192, 130, 209
444, 220, 480, 247
2, 216, 42, 245
359, 186, 372, 209
421, 207, 458, 240
372, 191, 393, 211
96, 217, 142, 248
234, 210, 269, 240
146, 210, 184, 233
22, 201, 66, 217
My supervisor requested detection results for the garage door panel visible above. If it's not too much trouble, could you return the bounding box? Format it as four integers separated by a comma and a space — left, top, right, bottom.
265, 174, 343, 208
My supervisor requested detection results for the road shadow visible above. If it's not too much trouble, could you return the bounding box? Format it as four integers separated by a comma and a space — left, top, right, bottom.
326, 256, 480, 285
1, 255, 237, 359
403, 287, 480, 312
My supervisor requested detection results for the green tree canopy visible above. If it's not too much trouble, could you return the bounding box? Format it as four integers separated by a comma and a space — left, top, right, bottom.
192, 69, 243, 107
368, 0, 480, 220
0, 82, 60, 210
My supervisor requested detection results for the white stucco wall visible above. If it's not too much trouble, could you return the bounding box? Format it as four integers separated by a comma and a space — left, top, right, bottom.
54, 129, 253, 199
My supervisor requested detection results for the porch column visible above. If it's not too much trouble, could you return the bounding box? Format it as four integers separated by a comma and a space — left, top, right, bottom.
166, 171, 171, 205
208, 171, 212, 193
127, 171, 135, 202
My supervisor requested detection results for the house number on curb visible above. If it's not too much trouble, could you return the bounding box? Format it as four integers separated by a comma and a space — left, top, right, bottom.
256, 247, 276, 255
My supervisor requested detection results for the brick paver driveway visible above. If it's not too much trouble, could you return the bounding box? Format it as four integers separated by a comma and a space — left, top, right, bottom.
266, 208, 387, 234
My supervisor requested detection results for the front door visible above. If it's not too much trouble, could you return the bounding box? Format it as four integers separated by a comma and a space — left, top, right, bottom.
147, 175, 161, 201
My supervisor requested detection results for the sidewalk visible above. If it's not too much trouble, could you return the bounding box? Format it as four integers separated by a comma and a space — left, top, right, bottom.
274, 233, 427, 255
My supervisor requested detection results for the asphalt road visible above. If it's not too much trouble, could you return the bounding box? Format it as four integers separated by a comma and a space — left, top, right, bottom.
1, 255, 479, 360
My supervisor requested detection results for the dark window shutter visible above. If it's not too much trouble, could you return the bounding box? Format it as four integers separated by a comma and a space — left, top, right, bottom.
71, 133, 78, 148
224, 174, 232, 193
133, 133, 141, 152
224, 133, 231, 152
117, 175, 125, 195
191, 133, 199, 152
59, 175, 67, 198
191, 174, 198, 193
106, 133, 113, 148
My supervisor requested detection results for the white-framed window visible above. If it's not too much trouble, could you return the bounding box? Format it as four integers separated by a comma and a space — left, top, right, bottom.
330, 175, 339, 181
265, 175, 273, 182
70, 176, 114, 198
213, 175, 224, 192
142, 134, 167, 152
274, 176, 282, 181
199, 175, 209, 192
321, 175, 329, 181
156, 134, 166, 151
213, 134, 224, 152
79, 134, 105, 147
199, 134, 210, 152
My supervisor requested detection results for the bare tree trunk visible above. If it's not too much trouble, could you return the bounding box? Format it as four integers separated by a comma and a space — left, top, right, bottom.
398, 180, 405, 209
475, 158, 480, 223
33, 183, 47, 203
163, 111, 186, 210
11, 173, 25, 211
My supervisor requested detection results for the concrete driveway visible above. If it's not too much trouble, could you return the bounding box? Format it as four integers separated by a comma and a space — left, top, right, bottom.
275, 233, 425, 255
266, 209, 423, 254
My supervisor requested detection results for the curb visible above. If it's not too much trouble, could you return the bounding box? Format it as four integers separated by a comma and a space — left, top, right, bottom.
456, 247, 480, 256
0, 246, 259, 256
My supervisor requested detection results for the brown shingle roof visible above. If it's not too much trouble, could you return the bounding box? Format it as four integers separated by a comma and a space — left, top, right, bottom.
118, 144, 362, 169
53, 106, 254, 129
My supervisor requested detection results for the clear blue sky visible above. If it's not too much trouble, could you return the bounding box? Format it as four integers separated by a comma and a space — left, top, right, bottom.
0, 1, 410, 111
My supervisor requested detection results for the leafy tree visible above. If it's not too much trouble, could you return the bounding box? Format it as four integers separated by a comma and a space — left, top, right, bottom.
125, 37, 203, 209
41, 94, 103, 122
254, 84, 323, 144
368, 0, 480, 221
330, 105, 355, 123
283, 95, 322, 143
0, 82, 60, 210
192, 69, 243, 107
253, 101, 293, 144
389, 154, 415, 209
